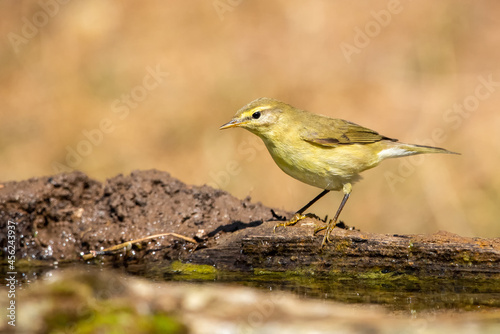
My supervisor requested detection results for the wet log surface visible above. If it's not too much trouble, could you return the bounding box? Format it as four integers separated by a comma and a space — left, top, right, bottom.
1, 170, 499, 278
190, 221, 500, 277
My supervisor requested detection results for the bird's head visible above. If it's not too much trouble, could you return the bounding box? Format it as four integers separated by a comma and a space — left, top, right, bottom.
219, 98, 288, 136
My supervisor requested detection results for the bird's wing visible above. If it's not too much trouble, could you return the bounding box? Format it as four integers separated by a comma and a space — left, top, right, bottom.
300, 118, 396, 147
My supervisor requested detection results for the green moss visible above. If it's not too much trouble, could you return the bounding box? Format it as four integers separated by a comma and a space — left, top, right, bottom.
333, 239, 352, 253
168, 261, 217, 279
34, 272, 188, 334
0, 258, 58, 268
46, 303, 187, 334
253, 266, 318, 277
456, 251, 474, 265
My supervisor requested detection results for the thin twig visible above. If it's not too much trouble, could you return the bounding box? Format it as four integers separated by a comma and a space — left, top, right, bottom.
81, 232, 197, 261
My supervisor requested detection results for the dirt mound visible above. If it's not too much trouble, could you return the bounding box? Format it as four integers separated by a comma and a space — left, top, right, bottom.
0, 170, 286, 262
2, 170, 499, 277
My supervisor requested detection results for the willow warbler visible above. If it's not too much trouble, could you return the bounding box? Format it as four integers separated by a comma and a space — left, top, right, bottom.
220, 97, 458, 247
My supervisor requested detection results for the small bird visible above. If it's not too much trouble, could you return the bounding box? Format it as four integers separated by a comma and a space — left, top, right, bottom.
220, 97, 458, 247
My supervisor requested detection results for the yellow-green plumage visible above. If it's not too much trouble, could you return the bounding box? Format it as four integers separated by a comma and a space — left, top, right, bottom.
220, 97, 458, 247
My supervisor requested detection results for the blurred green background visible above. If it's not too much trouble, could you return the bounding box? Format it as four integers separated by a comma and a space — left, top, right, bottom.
1, 1, 499, 237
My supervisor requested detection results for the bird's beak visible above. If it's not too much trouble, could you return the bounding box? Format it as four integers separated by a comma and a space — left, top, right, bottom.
219, 119, 246, 130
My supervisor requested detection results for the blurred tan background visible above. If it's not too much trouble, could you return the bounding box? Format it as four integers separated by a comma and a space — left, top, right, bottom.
1, 1, 499, 237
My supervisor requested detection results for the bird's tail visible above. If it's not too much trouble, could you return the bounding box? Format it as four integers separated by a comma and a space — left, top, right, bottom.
400, 143, 459, 155
377, 141, 460, 160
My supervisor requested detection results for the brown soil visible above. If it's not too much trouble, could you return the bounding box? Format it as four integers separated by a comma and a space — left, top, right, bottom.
1, 170, 499, 277
0, 170, 288, 262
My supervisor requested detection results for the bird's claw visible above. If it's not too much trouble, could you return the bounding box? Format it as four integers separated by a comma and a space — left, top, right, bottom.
313, 223, 327, 235
320, 219, 337, 248
273, 213, 307, 232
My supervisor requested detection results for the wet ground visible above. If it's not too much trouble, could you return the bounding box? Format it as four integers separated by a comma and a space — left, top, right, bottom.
0, 170, 284, 262
1, 170, 500, 332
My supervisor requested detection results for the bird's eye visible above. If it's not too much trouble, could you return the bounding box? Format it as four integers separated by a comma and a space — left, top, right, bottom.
252, 111, 261, 119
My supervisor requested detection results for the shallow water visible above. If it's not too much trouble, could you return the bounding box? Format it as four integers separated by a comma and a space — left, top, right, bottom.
133, 263, 500, 314
4, 262, 500, 315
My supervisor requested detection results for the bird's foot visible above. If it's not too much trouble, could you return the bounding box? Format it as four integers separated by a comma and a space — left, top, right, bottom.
320, 219, 337, 248
273, 212, 317, 232
313, 223, 327, 235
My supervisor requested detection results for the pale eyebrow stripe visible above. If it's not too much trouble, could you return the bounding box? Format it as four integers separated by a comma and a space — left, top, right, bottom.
251, 105, 273, 112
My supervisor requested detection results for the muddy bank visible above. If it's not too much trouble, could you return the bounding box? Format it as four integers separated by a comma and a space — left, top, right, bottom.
1, 170, 499, 277
0, 170, 282, 262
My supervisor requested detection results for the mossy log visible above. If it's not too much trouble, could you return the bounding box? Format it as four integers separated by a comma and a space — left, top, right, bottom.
1, 171, 499, 279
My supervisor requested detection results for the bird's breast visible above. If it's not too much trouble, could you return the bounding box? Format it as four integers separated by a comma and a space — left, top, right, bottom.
260, 136, 368, 191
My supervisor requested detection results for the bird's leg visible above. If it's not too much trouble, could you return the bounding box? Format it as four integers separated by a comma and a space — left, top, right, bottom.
320, 183, 352, 248
273, 189, 330, 232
